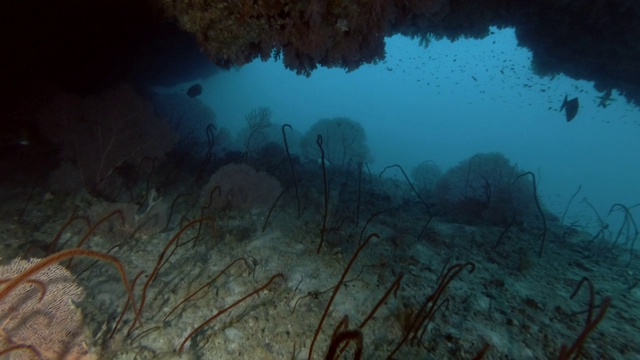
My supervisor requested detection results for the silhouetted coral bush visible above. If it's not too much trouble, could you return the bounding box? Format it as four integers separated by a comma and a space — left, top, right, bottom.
433, 152, 536, 225
411, 160, 443, 201
39, 85, 177, 197
200, 163, 283, 210
300, 117, 371, 170
240, 107, 273, 158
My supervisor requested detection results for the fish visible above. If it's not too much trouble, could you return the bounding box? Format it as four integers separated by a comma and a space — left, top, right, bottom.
0, 125, 36, 148
186, 84, 202, 98
559, 95, 579, 122
597, 88, 613, 108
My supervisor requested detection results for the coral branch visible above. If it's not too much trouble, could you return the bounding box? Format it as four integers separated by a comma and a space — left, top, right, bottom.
178, 273, 285, 352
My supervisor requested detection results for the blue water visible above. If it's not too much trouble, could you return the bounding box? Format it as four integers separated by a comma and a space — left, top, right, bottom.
158, 27, 640, 234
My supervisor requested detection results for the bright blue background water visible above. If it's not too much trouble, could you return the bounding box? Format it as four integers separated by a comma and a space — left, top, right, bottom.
163, 27, 640, 231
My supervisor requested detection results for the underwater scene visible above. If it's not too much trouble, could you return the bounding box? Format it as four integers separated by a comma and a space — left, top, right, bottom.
2, 1, 640, 360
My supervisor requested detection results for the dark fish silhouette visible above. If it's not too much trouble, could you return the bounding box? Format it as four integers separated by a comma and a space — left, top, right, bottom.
186, 84, 202, 98
559, 95, 579, 122
597, 88, 613, 108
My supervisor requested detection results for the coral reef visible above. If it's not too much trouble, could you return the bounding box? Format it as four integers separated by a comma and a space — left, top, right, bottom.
433, 152, 535, 225
0, 135, 633, 358
161, 0, 640, 104
0, 258, 93, 360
